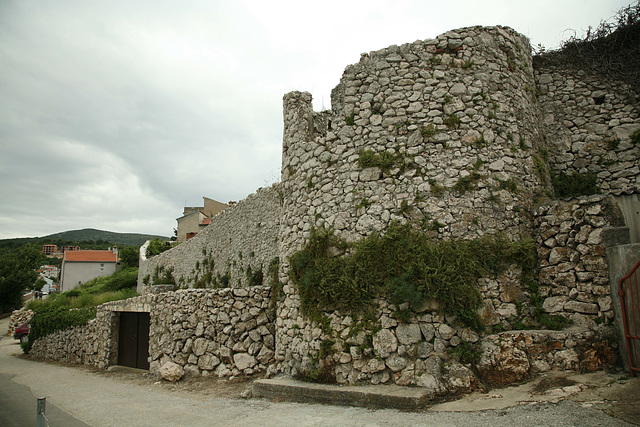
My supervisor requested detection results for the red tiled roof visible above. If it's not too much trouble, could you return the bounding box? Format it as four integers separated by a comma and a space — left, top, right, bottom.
200, 217, 211, 226
64, 250, 117, 263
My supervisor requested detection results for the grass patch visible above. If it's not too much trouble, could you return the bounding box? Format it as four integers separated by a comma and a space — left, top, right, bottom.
429, 179, 445, 197
26, 268, 140, 313
420, 124, 438, 140
453, 172, 482, 194
358, 149, 405, 174
444, 113, 461, 129
498, 178, 519, 193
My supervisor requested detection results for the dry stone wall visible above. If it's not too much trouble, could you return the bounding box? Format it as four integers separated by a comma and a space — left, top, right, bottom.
138, 185, 281, 292
148, 287, 275, 377
30, 287, 275, 377
534, 195, 627, 327
535, 67, 640, 193
29, 310, 116, 369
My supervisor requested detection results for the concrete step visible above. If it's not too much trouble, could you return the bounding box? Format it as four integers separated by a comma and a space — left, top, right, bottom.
252, 377, 434, 410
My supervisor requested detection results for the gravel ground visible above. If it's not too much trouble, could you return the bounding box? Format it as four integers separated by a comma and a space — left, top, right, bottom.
1, 316, 637, 426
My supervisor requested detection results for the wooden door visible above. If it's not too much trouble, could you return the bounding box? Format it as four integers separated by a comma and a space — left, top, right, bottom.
118, 312, 150, 370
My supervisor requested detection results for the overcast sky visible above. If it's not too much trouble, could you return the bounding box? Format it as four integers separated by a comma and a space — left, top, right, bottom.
0, 0, 631, 239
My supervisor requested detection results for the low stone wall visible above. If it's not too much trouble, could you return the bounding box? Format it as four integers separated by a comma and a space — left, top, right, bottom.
7, 309, 33, 336
534, 195, 627, 327
276, 292, 616, 395
147, 286, 275, 377
477, 327, 618, 387
29, 310, 116, 369
29, 287, 275, 378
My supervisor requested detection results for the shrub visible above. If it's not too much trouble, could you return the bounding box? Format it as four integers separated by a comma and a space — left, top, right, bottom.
22, 305, 96, 353
552, 172, 599, 198
146, 239, 175, 257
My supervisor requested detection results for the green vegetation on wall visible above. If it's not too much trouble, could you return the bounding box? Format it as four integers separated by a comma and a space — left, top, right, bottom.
22, 305, 96, 354
551, 172, 600, 198
358, 149, 405, 174
289, 222, 536, 332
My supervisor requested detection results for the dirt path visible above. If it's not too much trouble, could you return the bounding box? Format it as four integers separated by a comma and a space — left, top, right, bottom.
1, 316, 637, 426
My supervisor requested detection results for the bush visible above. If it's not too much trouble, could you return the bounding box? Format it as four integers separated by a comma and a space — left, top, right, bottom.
146, 239, 176, 257
22, 305, 96, 353
552, 172, 599, 198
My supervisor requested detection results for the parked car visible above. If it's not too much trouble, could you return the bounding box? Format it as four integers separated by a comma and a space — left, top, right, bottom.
13, 321, 29, 343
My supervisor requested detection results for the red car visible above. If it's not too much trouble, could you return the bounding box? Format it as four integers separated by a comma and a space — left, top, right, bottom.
13, 321, 29, 343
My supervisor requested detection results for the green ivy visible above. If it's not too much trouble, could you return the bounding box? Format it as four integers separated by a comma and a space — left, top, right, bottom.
289, 223, 536, 332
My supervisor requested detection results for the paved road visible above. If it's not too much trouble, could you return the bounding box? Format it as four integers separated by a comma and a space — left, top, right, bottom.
0, 316, 635, 426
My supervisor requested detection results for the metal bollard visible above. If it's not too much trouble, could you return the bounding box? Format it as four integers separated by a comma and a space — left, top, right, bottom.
36, 397, 46, 427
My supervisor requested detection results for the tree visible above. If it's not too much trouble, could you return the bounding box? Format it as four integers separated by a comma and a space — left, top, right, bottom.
33, 277, 46, 292
0, 245, 46, 314
118, 246, 139, 268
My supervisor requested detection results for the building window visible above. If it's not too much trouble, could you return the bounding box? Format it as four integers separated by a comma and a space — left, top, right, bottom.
100, 263, 104, 271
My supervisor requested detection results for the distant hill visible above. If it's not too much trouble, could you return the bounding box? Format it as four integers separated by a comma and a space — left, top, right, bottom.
0, 228, 169, 250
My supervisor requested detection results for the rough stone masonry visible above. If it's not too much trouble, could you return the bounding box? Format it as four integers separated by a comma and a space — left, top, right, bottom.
30, 25, 639, 397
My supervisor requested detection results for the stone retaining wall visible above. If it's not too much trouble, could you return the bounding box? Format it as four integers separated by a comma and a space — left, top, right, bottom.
30, 286, 275, 378
146, 286, 275, 377
7, 309, 33, 336
29, 310, 116, 369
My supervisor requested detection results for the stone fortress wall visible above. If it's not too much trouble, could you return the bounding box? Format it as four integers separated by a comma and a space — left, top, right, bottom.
137, 185, 282, 292
34, 25, 640, 392
535, 66, 640, 192
272, 25, 639, 386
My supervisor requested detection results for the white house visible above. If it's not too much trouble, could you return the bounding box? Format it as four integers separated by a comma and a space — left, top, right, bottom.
60, 249, 118, 292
